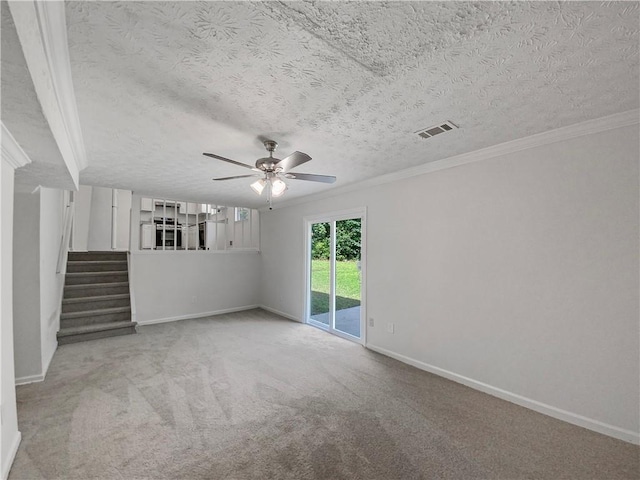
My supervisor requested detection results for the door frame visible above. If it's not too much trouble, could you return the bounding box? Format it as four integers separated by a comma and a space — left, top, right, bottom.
303, 207, 367, 345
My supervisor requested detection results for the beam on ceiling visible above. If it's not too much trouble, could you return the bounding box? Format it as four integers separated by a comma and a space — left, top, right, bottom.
7, 0, 87, 190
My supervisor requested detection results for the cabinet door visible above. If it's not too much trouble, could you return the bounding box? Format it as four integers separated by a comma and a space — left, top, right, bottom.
181, 228, 188, 249
141, 198, 153, 211
140, 224, 154, 249
188, 225, 198, 249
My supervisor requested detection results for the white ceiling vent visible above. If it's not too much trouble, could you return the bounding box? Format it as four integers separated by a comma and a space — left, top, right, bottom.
416, 121, 458, 139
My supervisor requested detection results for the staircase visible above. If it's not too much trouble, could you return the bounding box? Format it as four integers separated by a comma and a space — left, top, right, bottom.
57, 251, 137, 345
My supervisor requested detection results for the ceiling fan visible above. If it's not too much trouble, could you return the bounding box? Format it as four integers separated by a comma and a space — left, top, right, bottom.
203, 140, 336, 209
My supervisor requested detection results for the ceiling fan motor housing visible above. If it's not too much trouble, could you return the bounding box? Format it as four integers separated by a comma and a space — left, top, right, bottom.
255, 157, 281, 171
256, 140, 280, 171
206, 137, 336, 189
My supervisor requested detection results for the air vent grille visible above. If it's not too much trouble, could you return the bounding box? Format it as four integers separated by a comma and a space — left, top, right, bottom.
416, 121, 458, 139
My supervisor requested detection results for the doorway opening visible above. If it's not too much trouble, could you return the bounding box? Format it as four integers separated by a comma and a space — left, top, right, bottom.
305, 209, 366, 343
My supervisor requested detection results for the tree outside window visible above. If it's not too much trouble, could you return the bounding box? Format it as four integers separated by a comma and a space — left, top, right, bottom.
235, 207, 249, 222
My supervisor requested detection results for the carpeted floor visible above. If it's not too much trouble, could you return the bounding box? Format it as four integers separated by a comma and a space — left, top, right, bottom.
9, 309, 639, 479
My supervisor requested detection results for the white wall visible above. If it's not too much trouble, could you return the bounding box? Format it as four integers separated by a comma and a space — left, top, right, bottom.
38, 188, 64, 374
12, 191, 41, 380
1, 159, 20, 480
76, 186, 131, 251
130, 251, 261, 324
72, 185, 92, 251
129, 195, 262, 324
116, 190, 131, 250
87, 186, 112, 251
259, 123, 640, 443
12, 187, 65, 383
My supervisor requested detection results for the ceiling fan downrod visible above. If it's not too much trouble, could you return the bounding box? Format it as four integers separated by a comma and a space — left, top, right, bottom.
263, 140, 277, 156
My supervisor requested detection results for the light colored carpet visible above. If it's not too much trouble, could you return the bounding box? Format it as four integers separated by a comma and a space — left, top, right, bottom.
9, 309, 639, 479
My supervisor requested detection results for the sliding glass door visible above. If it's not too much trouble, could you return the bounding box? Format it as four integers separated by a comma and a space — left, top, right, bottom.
334, 218, 361, 338
309, 222, 331, 327
306, 210, 365, 343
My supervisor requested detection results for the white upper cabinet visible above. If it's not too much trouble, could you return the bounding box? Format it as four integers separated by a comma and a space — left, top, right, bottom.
141, 197, 153, 211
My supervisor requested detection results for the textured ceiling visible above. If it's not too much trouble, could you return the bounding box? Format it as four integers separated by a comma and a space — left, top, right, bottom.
8, 1, 640, 207
1, 2, 75, 190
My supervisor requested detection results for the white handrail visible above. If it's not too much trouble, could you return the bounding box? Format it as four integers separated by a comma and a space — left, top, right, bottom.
111, 189, 118, 249
56, 198, 74, 273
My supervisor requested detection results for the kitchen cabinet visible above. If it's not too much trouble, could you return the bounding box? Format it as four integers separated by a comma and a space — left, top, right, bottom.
182, 225, 198, 250
141, 198, 153, 211
137, 198, 257, 252
140, 224, 154, 249
179, 202, 208, 214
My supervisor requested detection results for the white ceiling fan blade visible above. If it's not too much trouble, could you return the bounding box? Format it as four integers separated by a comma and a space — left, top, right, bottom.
275, 151, 311, 172
284, 172, 336, 183
203, 152, 261, 172
213, 174, 260, 181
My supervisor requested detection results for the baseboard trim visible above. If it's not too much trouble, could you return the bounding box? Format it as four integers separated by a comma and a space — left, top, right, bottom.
1, 431, 21, 480
15, 374, 45, 386
258, 305, 301, 322
366, 344, 640, 445
15, 340, 57, 387
137, 305, 260, 326
42, 339, 57, 379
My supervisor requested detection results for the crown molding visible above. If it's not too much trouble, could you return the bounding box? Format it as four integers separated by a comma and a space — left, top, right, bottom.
271, 109, 640, 211
8, 1, 86, 188
33, 1, 87, 170
1, 122, 32, 169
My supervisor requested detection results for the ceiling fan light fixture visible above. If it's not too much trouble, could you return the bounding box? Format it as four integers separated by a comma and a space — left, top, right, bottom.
271, 178, 287, 197
250, 178, 266, 195
205, 138, 336, 207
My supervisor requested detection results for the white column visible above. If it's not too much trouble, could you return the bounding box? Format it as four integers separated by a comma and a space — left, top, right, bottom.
1, 122, 31, 480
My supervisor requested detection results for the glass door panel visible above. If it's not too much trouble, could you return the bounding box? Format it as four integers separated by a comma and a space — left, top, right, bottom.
334, 219, 361, 338
309, 222, 331, 327
307, 215, 363, 342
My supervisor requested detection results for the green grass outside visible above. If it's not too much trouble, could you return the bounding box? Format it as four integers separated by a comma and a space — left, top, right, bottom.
311, 260, 361, 316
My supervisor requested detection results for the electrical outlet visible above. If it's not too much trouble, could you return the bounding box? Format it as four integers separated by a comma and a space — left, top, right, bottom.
191, 296, 197, 304
368, 317, 375, 327
386, 322, 394, 334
